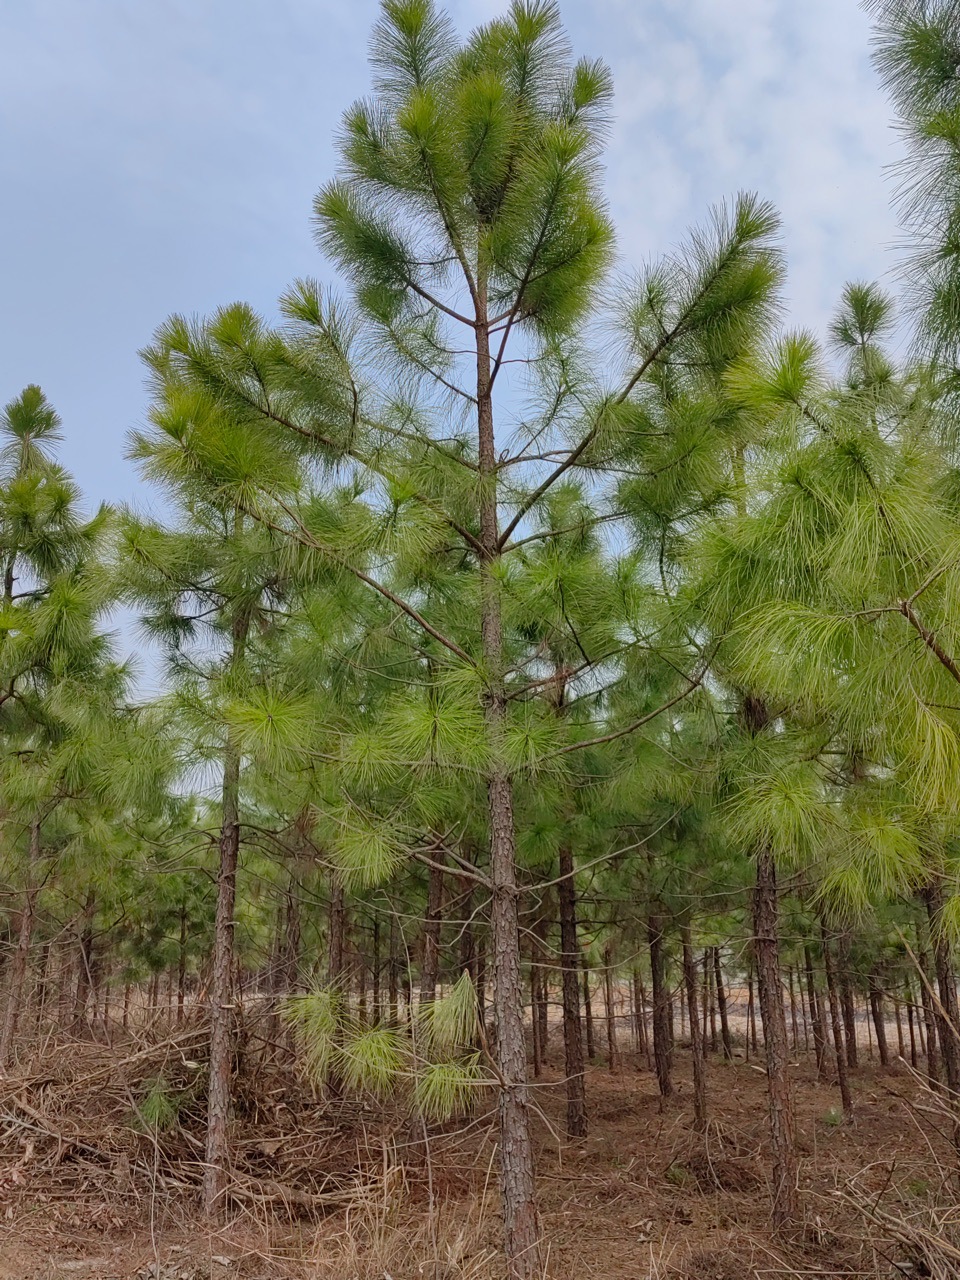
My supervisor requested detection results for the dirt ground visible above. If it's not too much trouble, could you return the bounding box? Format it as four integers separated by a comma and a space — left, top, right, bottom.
0, 1035, 950, 1280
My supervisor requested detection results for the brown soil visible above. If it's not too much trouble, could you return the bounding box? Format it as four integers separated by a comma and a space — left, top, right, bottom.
0, 1034, 948, 1279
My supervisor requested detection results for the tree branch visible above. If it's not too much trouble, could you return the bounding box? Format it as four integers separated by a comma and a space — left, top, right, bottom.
549, 666, 708, 757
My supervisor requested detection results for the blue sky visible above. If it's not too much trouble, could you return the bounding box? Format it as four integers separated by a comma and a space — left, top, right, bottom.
1, 0, 903, 513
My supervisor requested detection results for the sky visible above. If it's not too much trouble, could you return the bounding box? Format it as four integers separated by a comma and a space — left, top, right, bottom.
1, 0, 905, 514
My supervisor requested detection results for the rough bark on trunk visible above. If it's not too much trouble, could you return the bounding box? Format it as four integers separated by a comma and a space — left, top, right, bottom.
372, 916, 381, 1024
203, 734, 241, 1216
713, 947, 733, 1061
488, 767, 540, 1274
530, 956, 541, 1079
787, 968, 800, 1055
72, 891, 96, 1035
534, 915, 549, 1063
648, 912, 673, 1098
388, 910, 399, 1025
745, 969, 754, 1061
907, 995, 918, 1069
603, 944, 620, 1072
753, 847, 798, 1226
804, 945, 827, 1081
420, 854, 444, 1005
893, 991, 905, 1063
868, 972, 889, 1068
919, 949, 941, 1089
926, 883, 960, 1100
476, 287, 540, 1277
177, 907, 187, 1026
838, 935, 858, 1071
633, 969, 649, 1063
328, 880, 346, 985
459, 873, 476, 990
582, 952, 595, 1060
706, 950, 717, 1054
681, 924, 706, 1133
822, 925, 853, 1120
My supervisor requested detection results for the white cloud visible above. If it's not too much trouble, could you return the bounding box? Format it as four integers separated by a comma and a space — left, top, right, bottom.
0, 0, 909, 507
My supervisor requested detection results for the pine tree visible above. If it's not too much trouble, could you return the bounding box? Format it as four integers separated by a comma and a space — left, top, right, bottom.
122, 363, 308, 1214
132, 4, 783, 1265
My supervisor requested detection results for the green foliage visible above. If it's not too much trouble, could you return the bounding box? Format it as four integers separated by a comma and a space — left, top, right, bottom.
282, 975, 485, 1121
135, 1076, 190, 1134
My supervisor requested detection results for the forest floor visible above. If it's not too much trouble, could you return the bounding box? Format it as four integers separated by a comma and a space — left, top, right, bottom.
0, 1029, 952, 1280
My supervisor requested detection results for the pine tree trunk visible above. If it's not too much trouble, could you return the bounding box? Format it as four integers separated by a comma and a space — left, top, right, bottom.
907, 994, 918, 1069
329, 880, 346, 984
582, 952, 595, 1060
0, 819, 41, 1066
706, 950, 718, 1054
177, 907, 187, 1026
357, 944, 368, 1028
203, 733, 241, 1216
919, 949, 941, 1088
420, 854, 444, 1004
753, 847, 798, 1226
648, 911, 673, 1098
72, 891, 96, 1035
487, 766, 540, 1274
838, 934, 858, 1070
821, 925, 853, 1120
745, 969, 755, 1062
713, 947, 733, 1061
459, 873, 476, 988
633, 969, 649, 1063
476, 291, 539, 1277
34, 940, 51, 1034
388, 910, 399, 1025
681, 924, 706, 1133
925, 883, 960, 1099
372, 916, 381, 1025
893, 991, 905, 1063
804, 944, 827, 1080
603, 944, 619, 1072
534, 915, 549, 1063
530, 957, 541, 1079
788, 968, 800, 1055
476, 940, 486, 1035
868, 972, 889, 1068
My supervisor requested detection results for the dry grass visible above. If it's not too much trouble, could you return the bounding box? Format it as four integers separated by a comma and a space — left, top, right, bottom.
0, 1020, 955, 1279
